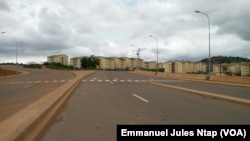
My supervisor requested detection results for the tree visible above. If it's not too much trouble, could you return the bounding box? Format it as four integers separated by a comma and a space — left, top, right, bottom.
81, 55, 100, 69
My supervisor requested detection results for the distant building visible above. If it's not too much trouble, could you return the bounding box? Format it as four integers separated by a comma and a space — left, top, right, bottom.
158, 63, 164, 69
143, 61, 156, 70
165, 60, 184, 73
97, 56, 144, 70
165, 60, 206, 74
240, 62, 250, 76
98, 57, 115, 70
194, 61, 206, 73
70, 56, 86, 68
47, 54, 68, 65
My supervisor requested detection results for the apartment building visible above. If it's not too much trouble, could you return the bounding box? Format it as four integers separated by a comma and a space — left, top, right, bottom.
165, 60, 183, 73
114, 57, 126, 70
213, 63, 226, 75
97, 57, 144, 70
240, 63, 250, 76
98, 57, 115, 70
47, 54, 68, 66
194, 61, 206, 73
123, 57, 142, 70
228, 63, 240, 75
158, 63, 165, 69
213, 63, 241, 76
70, 56, 86, 68
143, 61, 157, 70
165, 60, 206, 74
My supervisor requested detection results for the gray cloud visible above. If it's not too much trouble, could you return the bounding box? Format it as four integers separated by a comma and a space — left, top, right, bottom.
0, 0, 249, 64
0, 1, 10, 11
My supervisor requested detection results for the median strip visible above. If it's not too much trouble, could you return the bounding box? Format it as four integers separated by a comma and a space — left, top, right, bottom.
151, 82, 250, 106
0, 70, 96, 141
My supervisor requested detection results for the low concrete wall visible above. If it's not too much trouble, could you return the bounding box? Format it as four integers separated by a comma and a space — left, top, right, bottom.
164, 73, 207, 80
132, 71, 207, 80
132, 71, 250, 84
210, 75, 250, 84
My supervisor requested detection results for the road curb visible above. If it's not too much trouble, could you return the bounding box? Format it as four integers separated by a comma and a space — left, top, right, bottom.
151, 82, 250, 106
0, 70, 96, 141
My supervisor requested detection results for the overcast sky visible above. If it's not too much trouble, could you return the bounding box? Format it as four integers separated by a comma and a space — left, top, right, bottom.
0, 0, 249, 64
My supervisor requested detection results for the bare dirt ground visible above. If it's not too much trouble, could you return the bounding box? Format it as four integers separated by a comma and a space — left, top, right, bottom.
0, 68, 19, 77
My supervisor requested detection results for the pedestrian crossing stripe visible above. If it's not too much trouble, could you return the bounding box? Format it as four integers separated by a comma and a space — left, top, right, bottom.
7, 79, 188, 85
7, 80, 72, 85
82, 79, 188, 83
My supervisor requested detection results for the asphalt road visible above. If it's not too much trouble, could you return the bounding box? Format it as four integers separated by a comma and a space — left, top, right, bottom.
40, 71, 250, 141
0, 66, 75, 121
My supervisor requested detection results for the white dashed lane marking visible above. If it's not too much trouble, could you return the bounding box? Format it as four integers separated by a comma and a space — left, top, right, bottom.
132, 94, 149, 103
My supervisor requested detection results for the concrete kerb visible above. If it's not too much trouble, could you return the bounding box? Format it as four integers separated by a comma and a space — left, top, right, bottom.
0, 70, 96, 141
151, 82, 250, 106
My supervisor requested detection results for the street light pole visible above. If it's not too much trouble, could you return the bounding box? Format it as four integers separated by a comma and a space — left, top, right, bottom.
195, 10, 211, 79
149, 34, 158, 75
16, 42, 23, 65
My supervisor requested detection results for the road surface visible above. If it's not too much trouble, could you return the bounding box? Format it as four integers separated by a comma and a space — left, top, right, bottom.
0, 66, 75, 121
40, 71, 250, 141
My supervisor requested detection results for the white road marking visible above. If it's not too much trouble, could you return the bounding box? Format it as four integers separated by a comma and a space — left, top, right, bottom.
120, 80, 125, 82
132, 94, 149, 103
82, 80, 87, 82
23, 84, 33, 88
105, 80, 110, 82
90, 80, 95, 82
6, 79, 76, 85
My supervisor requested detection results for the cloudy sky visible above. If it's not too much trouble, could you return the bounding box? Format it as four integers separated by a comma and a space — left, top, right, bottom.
0, 0, 249, 64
